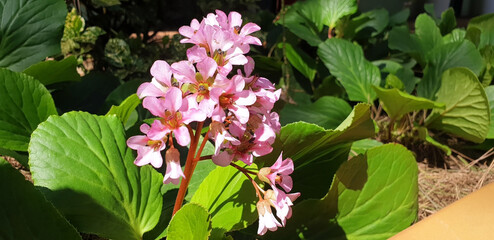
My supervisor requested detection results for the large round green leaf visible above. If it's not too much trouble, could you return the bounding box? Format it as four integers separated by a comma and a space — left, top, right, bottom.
167, 203, 211, 240
318, 38, 381, 102
426, 67, 490, 143
0, 158, 81, 240
266, 144, 418, 239
0, 0, 67, 71
0, 68, 57, 152
191, 164, 258, 232
29, 112, 163, 240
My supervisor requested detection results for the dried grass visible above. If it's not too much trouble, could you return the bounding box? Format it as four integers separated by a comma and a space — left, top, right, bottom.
417, 154, 494, 221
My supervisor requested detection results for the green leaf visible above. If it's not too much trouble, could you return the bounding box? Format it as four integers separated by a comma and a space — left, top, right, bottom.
350, 138, 383, 156
267, 144, 418, 239
415, 13, 443, 56
167, 203, 211, 240
443, 29, 466, 43
373, 60, 418, 93
280, 0, 357, 46
373, 86, 444, 120
0, 69, 57, 151
279, 42, 317, 81
388, 26, 424, 65
29, 112, 163, 240
185, 160, 217, 201
320, 0, 358, 29
106, 79, 143, 106
280, 96, 352, 129
390, 8, 410, 26
105, 38, 133, 68
258, 103, 375, 200
0, 158, 81, 240
318, 38, 381, 102
0, 0, 67, 71
52, 71, 120, 114
480, 45, 494, 86
191, 164, 258, 232
417, 40, 484, 99
426, 68, 490, 143
468, 13, 494, 49
416, 126, 451, 155
330, 144, 418, 239
345, 9, 390, 39
106, 94, 141, 126
384, 74, 404, 90
439, 8, 457, 35
485, 86, 494, 139
23, 56, 81, 86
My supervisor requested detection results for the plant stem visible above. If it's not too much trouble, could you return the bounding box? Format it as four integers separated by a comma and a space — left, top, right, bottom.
194, 129, 210, 162
199, 155, 212, 161
231, 163, 263, 201
172, 122, 204, 215
230, 162, 258, 175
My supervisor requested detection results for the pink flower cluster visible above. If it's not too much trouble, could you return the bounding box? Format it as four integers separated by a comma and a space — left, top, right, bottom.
257, 153, 300, 235
127, 10, 280, 185
126, 10, 298, 236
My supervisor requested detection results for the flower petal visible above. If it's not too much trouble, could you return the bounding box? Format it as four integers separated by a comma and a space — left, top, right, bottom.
150, 60, 172, 86
174, 126, 191, 146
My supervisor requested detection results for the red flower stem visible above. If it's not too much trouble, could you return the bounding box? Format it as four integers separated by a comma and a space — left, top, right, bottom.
230, 162, 258, 175
172, 122, 204, 215
230, 162, 263, 201
194, 129, 210, 162
186, 125, 194, 141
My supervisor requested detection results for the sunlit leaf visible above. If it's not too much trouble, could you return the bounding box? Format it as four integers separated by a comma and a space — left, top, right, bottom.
167, 203, 211, 240
266, 144, 418, 240
29, 112, 163, 240
426, 68, 490, 143
373, 86, 444, 120
191, 164, 258, 232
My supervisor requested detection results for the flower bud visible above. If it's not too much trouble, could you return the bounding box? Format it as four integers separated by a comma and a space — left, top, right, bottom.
165, 147, 180, 164
257, 167, 271, 183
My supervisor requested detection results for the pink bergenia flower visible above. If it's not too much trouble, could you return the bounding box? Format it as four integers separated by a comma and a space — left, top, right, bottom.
144, 87, 206, 146
126, 124, 166, 168
210, 75, 256, 124
214, 10, 262, 50
256, 199, 281, 235
163, 148, 185, 185
264, 189, 300, 226
137, 60, 174, 98
266, 152, 294, 192
172, 57, 219, 117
